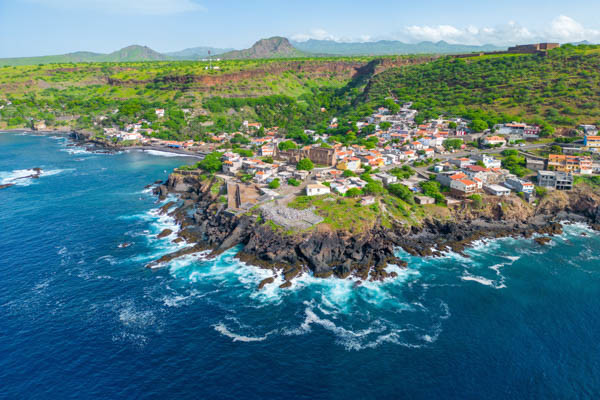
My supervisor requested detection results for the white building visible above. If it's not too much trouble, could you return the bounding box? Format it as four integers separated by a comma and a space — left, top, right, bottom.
306, 183, 330, 196
484, 184, 511, 196
471, 154, 502, 168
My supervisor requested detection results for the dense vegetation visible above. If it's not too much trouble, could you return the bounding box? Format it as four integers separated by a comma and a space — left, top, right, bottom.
2, 45, 600, 142
365, 45, 600, 132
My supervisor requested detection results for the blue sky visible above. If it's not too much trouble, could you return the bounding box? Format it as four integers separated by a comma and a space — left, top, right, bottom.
1, 0, 599, 57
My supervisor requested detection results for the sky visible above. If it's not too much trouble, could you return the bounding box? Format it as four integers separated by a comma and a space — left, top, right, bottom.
1, 0, 600, 57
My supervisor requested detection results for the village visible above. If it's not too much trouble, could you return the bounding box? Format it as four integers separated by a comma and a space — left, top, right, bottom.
99, 102, 600, 216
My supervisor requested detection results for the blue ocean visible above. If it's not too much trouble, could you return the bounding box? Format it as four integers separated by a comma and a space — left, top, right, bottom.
1, 131, 600, 399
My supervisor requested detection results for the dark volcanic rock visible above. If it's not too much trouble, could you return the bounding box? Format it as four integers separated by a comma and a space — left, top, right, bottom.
0, 184, 15, 190
157, 229, 173, 239
534, 236, 552, 245
279, 281, 292, 289
258, 277, 275, 290
148, 168, 600, 285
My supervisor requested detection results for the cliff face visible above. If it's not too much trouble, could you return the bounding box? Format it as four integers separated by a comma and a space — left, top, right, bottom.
154, 173, 600, 285
106, 57, 435, 92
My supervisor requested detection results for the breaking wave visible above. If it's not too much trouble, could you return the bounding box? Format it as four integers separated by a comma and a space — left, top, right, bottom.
0, 168, 68, 186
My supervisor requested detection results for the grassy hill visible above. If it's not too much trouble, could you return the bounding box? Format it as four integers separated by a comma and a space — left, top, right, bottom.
363, 44, 600, 130
0, 45, 167, 66
1, 45, 600, 141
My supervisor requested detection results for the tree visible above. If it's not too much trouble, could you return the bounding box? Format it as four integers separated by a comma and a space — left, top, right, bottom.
296, 158, 314, 171
469, 119, 489, 132
198, 151, 223, 173
343, 169, 356, 178
363, 181, 385, 195
448, 121, 457, 129
535, 186, 548, 198
469, 194, 483, 209
278, 140, 297, 151
268, 179, 280, 189
379, 121, 392, 131
550, 145, 563, 154
345, 188, 362, 197
231, 133, 250, 145
443, 138, 463, 150
502, 154, 528, 177
287, 178, 301, 186
388, 183, 415, 205
420, 181, 446, 204
233, 148, 253, 157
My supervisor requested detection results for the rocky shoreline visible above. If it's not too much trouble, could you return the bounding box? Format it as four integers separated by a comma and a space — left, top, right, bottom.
145, 171, 600, 289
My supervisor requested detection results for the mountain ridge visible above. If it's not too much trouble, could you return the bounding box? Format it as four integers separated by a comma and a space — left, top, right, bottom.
220, 37, 305, 59
292, 39, 506, 55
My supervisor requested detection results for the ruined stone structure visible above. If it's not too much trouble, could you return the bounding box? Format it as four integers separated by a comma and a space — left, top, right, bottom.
507, 43, 560, 54
274, 146, 336, 167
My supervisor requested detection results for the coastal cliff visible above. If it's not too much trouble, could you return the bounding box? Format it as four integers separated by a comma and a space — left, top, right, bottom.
147, 171, 600, 287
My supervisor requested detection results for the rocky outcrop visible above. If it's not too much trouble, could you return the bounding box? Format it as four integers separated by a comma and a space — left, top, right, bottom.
147, 173, 600, 286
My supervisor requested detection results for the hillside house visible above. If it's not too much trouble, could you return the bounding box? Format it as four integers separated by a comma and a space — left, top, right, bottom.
306, 184, 330, 196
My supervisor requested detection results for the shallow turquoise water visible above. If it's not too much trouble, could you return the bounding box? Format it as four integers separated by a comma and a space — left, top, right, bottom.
1, 132, 600, 399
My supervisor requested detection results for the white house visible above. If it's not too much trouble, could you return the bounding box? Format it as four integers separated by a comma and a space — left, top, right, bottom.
155, 109, 165, 118
471, 154, 502, 168
450, 178, 478, 196
306, 183, 330, 196
482, 136, 507, 147
484, 184, 511, 196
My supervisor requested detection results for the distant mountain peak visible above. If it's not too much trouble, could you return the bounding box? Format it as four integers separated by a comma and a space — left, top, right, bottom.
222, 37, 303, 59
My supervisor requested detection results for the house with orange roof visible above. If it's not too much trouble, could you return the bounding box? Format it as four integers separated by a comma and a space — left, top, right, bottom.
482, 135, 507, 147
450, 178, 478, 196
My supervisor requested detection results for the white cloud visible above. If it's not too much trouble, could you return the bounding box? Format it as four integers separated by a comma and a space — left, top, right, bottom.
293, 16, 600, 46
291, 29, 340, 42
26, 0, 205, 15
546, 15, 600, 42
291, 29, 372, 43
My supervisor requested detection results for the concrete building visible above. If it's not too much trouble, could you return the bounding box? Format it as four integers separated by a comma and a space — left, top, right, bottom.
537, 171, 573, 190
484, 184, 511, 196
504, 178, 534, 194
415, 195, 435, 205
526, 159, 545, 171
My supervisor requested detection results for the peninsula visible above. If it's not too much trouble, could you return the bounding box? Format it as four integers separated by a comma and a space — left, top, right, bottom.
3, 40, 600, 288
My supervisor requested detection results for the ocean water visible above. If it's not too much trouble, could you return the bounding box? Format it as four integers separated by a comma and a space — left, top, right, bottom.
1, 132, 600, 399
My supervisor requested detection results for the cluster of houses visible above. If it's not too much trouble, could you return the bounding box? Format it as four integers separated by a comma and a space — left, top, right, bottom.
91, 101, 599, 205
433, 155, 535, 199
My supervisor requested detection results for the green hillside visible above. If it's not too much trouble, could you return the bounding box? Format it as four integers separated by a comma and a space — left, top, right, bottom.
2, 45, 600, 142
0, 45, 167, 66
363, 44, 600, 130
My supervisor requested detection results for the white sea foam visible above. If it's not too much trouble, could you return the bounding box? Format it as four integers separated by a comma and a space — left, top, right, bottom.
60, 147, 89, 155
213, 323, 272, 342
0, 168, 68, 186
118, 303, 157, 329
142, 150, 193, 158
460, 274, 506, 289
